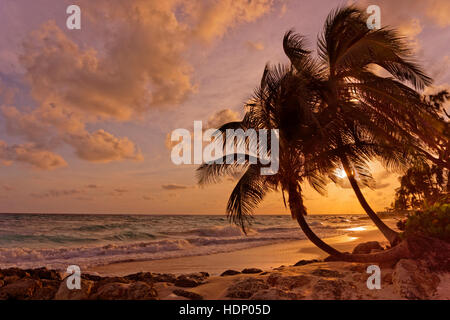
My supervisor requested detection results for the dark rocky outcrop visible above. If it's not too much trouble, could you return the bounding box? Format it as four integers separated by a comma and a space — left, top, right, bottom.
311, 268, 345, 278
407, 236, 450, 272
174, 273, 208, 288
54, 278, 94, 300
250, 288, 299, 300
25, 268, 61, 281
173, 289, 203, 300
91, 281, 158, 300
311, 279, 357, 300
1, 242, 448, 301
0, 267, 160, 300
152, 273, 178, 283
226, 278, 269, 299
220, 270, 241, 276
266, 273, 311, 289
0, 278, 43, 300
241, 268, 263, 274
392, 259, 440, 299
294, 259, 319, 266
352, 241, 384, 254
33, 279, 61, 300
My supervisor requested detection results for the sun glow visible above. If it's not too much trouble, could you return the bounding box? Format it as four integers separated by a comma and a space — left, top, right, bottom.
335, 169, 347, 178
346, 226, 367, 232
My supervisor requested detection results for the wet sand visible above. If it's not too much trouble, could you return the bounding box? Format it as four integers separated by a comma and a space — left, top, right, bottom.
89, 225, 388, 276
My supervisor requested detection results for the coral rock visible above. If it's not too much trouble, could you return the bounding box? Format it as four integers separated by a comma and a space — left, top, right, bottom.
173, 289, 203, 300
352, 241, 384, 254
0, 278, 42, 300
220, 270, 241, 276
54, 278, 94, 300
241, 268, 263, 274
250, 288, 299, 300
392, 259, 440, 300
226, 278, 269, 299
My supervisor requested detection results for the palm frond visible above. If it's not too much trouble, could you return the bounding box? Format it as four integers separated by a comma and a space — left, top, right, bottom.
317, 6, 432, 89
283, 30, 311, 70
196, 154, 261, 185
226, 165, 271, 233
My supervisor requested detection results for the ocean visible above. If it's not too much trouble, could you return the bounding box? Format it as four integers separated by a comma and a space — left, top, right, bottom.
0, 214, 369, 270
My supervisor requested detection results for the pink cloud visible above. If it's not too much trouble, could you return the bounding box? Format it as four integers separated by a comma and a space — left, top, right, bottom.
0, 140, 67, 170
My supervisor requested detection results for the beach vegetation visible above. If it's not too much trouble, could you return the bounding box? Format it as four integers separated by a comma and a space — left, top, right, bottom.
398, 203, 450, 242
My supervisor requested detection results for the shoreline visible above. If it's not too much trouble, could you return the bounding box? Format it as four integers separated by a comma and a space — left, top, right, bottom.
1, 219, 449, 300
88, 225, 387, 276
0, 213, 382, 271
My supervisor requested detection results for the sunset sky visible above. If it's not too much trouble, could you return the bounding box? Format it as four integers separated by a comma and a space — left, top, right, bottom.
0, 0, 449, 215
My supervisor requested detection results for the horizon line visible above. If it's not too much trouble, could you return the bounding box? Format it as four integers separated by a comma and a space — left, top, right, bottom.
0, 212, 375, 216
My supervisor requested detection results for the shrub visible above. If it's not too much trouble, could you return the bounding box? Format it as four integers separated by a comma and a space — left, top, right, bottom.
401, 203, 450, 242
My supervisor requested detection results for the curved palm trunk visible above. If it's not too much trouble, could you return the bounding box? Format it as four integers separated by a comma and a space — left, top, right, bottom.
336, 235, 450, 264
287, 183, 430, 264
288, 184, 342, 256
340, 155, 401, 246
339, 240, 411, 262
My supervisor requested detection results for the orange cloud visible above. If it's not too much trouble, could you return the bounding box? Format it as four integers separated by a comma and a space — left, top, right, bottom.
0, 140, 67, 170
20, 20, 193, 120
397, 19, 422, 51
30, 189, 82, 199
189, 0, 273, 42
0, 1, 274, 170
161, 184, 191, 190
426, 0, 450, 27
206, 108, 240, 128
66, 130, 143, 163
1, 104, 84, 145
18, 1, 274, 120
355, 0, 450, 28
2, 104, 142, 163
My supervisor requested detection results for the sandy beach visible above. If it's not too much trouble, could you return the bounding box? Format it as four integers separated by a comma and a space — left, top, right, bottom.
80, 220, 448, 300
89, 225, 387, 276
76, 220, 448, 301
1, 219, 449, 300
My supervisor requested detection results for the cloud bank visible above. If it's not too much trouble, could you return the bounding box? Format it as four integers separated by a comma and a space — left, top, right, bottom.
0, 0, 274, 169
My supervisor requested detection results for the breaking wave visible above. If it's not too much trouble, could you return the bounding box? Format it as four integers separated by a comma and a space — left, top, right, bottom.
0, 214, 365, 270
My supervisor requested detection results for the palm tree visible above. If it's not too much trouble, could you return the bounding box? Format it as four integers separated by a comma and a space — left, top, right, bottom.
421, 90, 450, 169
281, 7, 439, 245
197, 63, 343, 256
197, 6, 445, 263
393, 162, 449, 210
196, 63, 413, 263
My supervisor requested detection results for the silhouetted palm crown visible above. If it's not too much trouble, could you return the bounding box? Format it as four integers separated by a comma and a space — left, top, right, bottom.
197, 7, 445, 247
